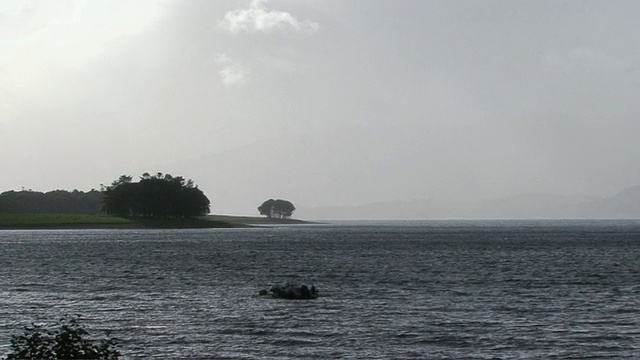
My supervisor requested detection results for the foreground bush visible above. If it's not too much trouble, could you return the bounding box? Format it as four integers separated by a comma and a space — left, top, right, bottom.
3, 316, 120, 360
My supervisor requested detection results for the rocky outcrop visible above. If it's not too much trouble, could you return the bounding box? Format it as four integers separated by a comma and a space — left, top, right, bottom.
259, 282, 318, 300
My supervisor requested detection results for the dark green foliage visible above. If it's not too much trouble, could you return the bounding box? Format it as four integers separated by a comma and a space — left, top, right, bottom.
102, 172, 210, 219
258, 199, 296, 219
0, 190, 103, 214
3, 316, 120, 360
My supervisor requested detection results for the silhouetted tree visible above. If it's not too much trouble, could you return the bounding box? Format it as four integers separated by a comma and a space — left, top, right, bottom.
4, 315, 120, 360
102, 173, 210, 218
258, 199, 275, 218
258, 199, 295, 219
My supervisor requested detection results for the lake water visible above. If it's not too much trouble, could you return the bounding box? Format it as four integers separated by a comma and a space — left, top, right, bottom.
0, 220, 639, 359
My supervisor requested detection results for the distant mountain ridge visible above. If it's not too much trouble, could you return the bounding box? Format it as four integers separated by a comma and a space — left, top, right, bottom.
297, 186, 640, 220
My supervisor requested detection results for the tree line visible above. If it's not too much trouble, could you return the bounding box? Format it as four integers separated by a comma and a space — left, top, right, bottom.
0, 189, 103, 214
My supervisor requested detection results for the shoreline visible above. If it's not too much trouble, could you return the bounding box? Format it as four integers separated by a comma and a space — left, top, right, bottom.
0, 213, 315, 230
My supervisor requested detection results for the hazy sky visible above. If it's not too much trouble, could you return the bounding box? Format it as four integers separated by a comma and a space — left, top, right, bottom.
2, 0, 639, 214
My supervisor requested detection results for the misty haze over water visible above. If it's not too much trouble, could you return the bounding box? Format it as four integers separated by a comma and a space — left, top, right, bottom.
297, 186, 640, 220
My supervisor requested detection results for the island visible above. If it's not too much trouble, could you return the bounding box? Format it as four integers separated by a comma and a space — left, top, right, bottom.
0, 172, 313, 229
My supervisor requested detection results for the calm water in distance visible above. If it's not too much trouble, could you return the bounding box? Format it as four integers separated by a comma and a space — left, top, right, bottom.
0, 220, 639, 359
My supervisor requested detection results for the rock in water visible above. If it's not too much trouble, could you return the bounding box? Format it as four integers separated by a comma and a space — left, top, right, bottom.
265, 282, 318, 299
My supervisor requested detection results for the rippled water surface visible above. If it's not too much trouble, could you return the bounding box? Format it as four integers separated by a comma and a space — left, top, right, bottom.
1, 220, 639, 359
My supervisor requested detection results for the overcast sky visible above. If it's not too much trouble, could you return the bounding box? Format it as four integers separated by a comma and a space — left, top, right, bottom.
1, 0, 639, 214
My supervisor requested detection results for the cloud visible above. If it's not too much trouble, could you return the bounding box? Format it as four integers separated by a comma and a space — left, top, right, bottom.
568, 47, 621, 68
0, 0, 35, 17
543, 47, 621, 69
219, 0, 318, 34
220, 64, 247, 86
0, 0, 60, 40
542, 52, 565, 67
215, 53, 247, 86
215, 53, 231, 64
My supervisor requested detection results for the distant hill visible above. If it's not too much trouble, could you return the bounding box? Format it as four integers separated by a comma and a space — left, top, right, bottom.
297, 186, 640, 220
596, 185, 640, 218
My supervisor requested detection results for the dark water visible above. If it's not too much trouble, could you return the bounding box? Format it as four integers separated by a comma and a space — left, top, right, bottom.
1, 220, 639, 359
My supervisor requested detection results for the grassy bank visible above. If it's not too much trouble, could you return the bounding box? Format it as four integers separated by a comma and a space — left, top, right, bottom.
203, 214, 315, 225
133, 216, 237, 229
0, 213, 134, 229
0, 213, 311, 229
0, 213, 237, 229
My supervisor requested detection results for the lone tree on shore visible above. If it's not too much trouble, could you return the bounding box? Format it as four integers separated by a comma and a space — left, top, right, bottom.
258, 199, 295, 219
102, 172, 210, 218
